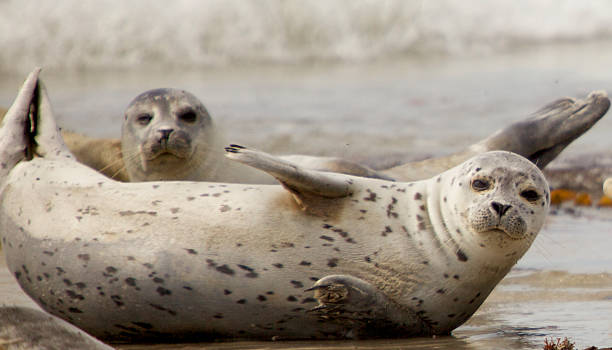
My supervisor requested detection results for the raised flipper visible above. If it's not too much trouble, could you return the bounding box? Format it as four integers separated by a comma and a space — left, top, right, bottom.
0, 68, 73, 182
306, 275, 428, 338
225, 144, 354, 199
31, 81, 73, 160
0, 68, 40, 179
475, 91, 610, 168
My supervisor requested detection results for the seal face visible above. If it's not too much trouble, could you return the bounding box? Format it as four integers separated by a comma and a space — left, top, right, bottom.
121, 88, 217, 181
447, 151, 548, 241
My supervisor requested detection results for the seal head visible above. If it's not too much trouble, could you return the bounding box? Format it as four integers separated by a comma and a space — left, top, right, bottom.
121, 88, 217, 181
437, 151, 549, 264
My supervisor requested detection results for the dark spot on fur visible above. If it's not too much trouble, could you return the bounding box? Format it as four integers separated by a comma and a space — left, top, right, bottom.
105, 266, 118, 274
63, 279, 73, 286
363, 190, 377, 202
65, 290, 85, 300
299, 261, 312, 266
327, 258, 339, 267
319, 235, 334, 242
418, 222, 426, 230
436, 289, 446, 294
216, 265, 235, 275
456, 249, 469, 262
213, 313, 224, 319
301, 297, 317, 304
111, 295, 124, 307
125, 278, 137, 287
238, 264, 259, 278
290, 280, 304, 288
257, 295, 267, 302
68, 307, 83, 313
273, 263, 284, 268
184, 248, 198, 255
453, 275, 460, 280
143, 263, 153, 269
153, 277, 164, 284
414, 193, 422, 200
237, 299, 247, 304
183, 286, 193, 291
43, 251, 54, 256
156, 287, 172, 296
132, 322, 154, 330
149, 303, 177, 316
287, 296, 298, 302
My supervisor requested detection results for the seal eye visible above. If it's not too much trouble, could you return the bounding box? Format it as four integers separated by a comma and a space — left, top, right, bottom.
136, 114, 153, 126
471, 179, 490, 191
178, 111, 197, 123
520, 189, 540, 202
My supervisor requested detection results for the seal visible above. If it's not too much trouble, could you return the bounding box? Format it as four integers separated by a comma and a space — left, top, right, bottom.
0, 69, 550, 341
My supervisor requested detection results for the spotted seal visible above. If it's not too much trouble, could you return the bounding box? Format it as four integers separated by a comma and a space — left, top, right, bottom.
0, 69, 550, 341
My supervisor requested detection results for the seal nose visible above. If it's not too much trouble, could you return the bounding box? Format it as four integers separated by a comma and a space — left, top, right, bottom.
491, 202, 512, 217
158, 128, 174, 142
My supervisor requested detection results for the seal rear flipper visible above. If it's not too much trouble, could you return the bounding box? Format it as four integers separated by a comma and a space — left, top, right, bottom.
225, 144, 353, 199
475, 90, 610, 169
306, 275, 429, 338
32, 80, 74, 161
0, 68, 41, 179
0, 68, 73, 181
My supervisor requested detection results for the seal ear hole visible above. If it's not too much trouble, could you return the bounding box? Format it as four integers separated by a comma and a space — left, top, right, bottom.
520, 189, 540, 202
136, 113, 153, 126
471, 178, 491, 192
178, 110, 197, 123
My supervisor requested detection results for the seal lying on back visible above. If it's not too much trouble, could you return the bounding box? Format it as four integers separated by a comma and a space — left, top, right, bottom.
0, 69, 550, 341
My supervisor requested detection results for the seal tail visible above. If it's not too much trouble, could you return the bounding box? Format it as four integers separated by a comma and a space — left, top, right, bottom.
0, 68, 73, 179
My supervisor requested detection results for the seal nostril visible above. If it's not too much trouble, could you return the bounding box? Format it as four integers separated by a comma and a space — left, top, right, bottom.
158, 129, 174, 141
491, 202, 512, 216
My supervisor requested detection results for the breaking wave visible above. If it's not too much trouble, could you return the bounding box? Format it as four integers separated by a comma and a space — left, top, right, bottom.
1, 0, 612, 73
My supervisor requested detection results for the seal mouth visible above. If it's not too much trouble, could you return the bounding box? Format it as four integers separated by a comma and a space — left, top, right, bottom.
487, 227, 524, 240
147, 149, 187, 161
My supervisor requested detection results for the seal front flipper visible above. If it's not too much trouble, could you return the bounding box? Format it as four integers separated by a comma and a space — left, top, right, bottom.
225, 144, 353, 199
306, 275, 428, 338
